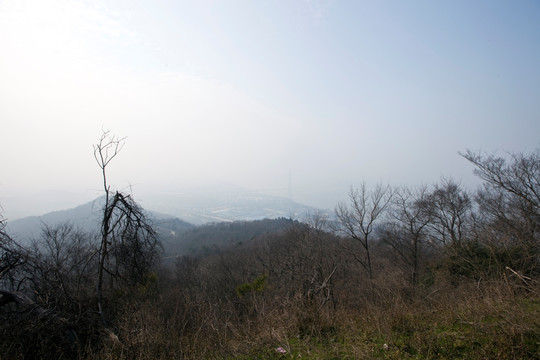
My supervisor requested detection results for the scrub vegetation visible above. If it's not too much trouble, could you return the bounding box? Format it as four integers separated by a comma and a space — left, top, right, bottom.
1, 138, 539, 359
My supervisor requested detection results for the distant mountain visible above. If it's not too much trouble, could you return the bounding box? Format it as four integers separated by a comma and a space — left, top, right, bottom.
5, 197, 176, 243
0, 190, 103, 220
6, 198, 100, 241
137, 184, 321, 225
5, 185, 324, 242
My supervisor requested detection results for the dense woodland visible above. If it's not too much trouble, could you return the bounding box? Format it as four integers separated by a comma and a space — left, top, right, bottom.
1, 138, 540, 359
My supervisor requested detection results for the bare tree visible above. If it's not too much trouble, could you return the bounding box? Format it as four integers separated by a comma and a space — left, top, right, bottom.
0, 214, 29, 290
93, 130, 159, 324
462, 149, 540, 241
335, 182, 392, 280
28, 223, 96, 313
382, 185, 432, 287
424, 178, 472, 246
462, 149, 540, 275
462, 149, 540, 212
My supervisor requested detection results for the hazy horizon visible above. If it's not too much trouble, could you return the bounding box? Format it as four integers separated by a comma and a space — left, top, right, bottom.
1, 1, 539, 220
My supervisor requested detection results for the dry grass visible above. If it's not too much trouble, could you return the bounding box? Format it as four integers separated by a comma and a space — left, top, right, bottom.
77, 279, 540, 360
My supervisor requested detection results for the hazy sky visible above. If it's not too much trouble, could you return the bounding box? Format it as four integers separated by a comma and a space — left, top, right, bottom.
1, 0, 539, 217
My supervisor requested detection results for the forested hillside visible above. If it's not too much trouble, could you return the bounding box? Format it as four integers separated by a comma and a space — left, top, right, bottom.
1, 148, 540, 359
159, 217, 297, 257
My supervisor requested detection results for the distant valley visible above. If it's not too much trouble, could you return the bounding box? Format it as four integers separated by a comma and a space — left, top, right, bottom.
5, 185, 324, 244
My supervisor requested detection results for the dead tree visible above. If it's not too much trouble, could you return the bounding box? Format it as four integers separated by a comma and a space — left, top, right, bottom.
93, 130, 159, 324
